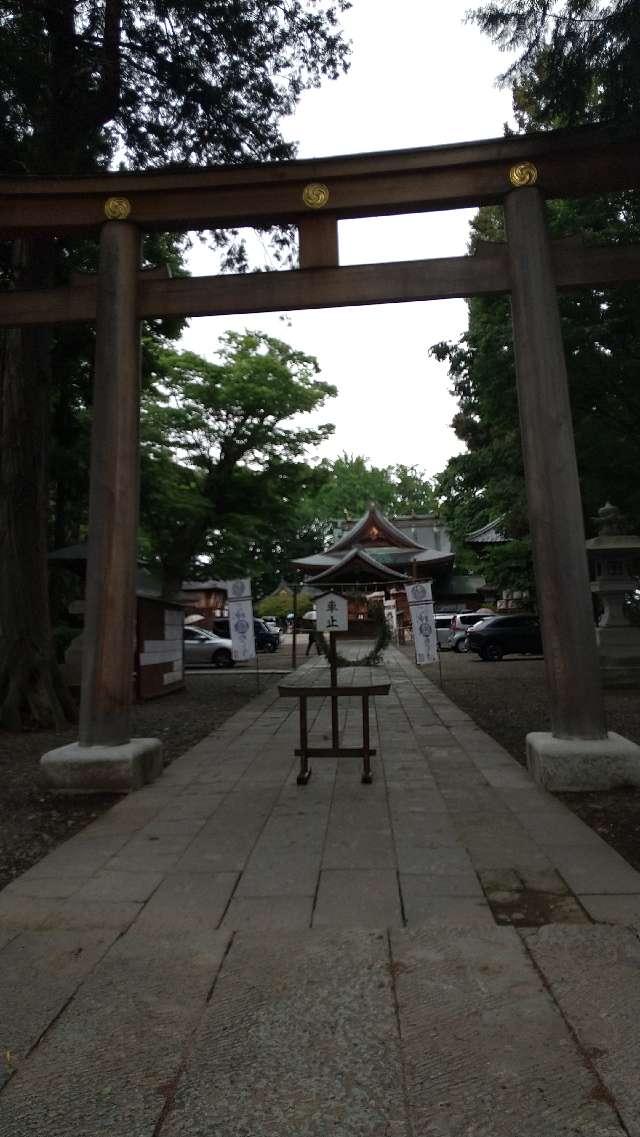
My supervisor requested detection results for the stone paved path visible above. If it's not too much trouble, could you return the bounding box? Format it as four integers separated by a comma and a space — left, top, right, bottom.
2, 646, 640, 1135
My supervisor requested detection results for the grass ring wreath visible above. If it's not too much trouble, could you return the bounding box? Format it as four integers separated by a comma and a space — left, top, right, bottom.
315, 612, 391, 667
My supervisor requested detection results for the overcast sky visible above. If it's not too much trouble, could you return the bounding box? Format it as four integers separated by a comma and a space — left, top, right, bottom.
179, 0, 515, 478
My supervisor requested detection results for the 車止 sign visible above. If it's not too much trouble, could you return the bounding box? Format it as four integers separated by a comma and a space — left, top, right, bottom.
316, 591, 348, 632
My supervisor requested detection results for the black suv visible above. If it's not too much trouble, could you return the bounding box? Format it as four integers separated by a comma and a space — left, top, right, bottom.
466, 614, 543, 662
212, 617, 280, 653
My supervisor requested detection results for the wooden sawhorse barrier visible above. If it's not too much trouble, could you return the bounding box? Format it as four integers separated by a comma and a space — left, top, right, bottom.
278, 683, 390, 785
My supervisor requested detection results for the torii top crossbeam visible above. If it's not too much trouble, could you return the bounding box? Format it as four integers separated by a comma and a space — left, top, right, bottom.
1, 123, 639, 237
2, 124, 640, 329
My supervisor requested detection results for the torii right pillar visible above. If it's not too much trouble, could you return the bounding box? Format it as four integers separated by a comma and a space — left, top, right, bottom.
504, 172, 640, 790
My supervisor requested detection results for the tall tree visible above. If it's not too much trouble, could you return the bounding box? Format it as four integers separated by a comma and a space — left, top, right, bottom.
0, 1, 350, 728
433, 1, 640, 595
469, 1, 640, 128
309, 453, 437, 528
139, 330, 336, 595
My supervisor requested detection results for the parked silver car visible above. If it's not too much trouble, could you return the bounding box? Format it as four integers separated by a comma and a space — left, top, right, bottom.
447, 611, 492, 653
183, 626, 234, 668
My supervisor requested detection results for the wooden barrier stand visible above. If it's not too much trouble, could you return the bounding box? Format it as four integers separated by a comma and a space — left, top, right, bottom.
280, 619, 390, 785
277, 682, 390, 785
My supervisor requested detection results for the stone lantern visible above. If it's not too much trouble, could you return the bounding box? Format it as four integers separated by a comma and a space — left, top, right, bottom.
586, 503, 640, 687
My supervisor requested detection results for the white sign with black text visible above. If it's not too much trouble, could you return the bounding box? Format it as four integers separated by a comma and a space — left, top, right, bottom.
316, 591, 348, 632
226, 578, 256, 662
404, 581, 438, 665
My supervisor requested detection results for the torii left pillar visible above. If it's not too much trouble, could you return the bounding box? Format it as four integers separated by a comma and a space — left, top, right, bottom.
41, 218, 163, 791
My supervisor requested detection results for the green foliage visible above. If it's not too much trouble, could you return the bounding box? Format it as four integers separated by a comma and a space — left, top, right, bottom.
481, 540, 535, 599
434, 4, 640, 598
468, 1, 640, 129
316, 607, 391, 667
0, 2, 351, 175
256, 590, 314, 618
139, 330, 336, 593
308, 453, 437, 530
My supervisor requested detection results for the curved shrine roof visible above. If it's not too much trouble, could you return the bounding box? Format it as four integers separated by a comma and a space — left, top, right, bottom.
327, 505, 424, 553
306, 547, 411, 585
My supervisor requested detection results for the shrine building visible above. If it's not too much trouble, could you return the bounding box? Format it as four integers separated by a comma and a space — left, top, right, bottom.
291, 505, 486, 613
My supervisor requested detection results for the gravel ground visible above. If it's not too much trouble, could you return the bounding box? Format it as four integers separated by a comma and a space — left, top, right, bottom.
408, 646, 640, 873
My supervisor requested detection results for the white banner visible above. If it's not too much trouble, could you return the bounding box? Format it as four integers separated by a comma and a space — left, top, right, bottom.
227, 579, 256, 661
383, 598, 398, 638
405, 581, 437, 665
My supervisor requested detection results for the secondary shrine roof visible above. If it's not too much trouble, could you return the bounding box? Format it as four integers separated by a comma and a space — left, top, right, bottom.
306, 548, 411, 585
465, 517, 507, 545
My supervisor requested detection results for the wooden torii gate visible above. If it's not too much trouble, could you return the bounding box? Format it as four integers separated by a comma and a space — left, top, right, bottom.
3, 123, 640, 791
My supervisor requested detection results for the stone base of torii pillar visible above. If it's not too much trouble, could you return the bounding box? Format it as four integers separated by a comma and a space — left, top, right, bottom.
527, 732, 640, 792
40, 738, 163, 794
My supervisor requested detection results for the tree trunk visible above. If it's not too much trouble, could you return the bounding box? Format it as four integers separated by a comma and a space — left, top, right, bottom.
0, 239, 76, 729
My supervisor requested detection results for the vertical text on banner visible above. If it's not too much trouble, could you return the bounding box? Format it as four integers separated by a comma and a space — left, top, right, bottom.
227, 578, 256, 662
404, 581, 438, 665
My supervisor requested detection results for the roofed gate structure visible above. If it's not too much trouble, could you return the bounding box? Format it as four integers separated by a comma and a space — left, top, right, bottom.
293, 508, 497, 612
292, 505, 453, 588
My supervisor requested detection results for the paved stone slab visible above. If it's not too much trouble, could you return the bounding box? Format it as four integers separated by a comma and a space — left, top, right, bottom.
544, 843, 640, 894
400, 865, 483, 898
390, 924, 625, 1136
1, 874, 85, 900
221, 895, 313, 930
388, 808, 459, 844
495, 785, 572, 814
235, 852, 319, 897
40, 898, 143, 931
489, 890, 589, 927
0, 928, 17, 952
135, 816, 207, 837
175, 788, 280, 873
516, 809, 616, 847
159, 930, 408, 1137
525, 925, 640, 1135
7, 838, 121, 880
465, 839, 555, 873
481, 766, 539, 789
313, 869, 402, 927
322, 825, 397, 870
579, 893, 640, 924
70, 868, 164, 903
0, 924, 231, 1136
132, 871, 238, 935
0, 927, 118, 1090
0, 894, 54, 930
398, 845, 478, 880
400, 881, 492, 925
386, 784, 449, 812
